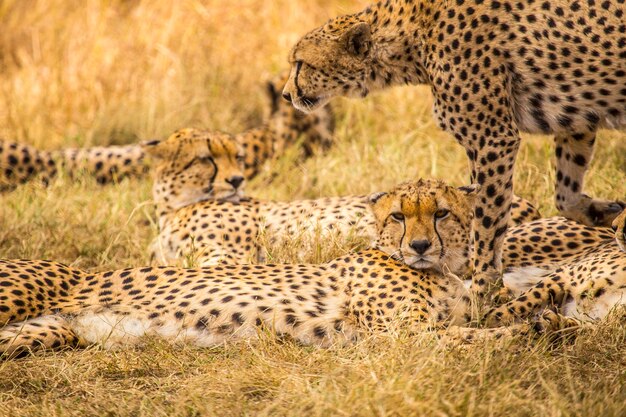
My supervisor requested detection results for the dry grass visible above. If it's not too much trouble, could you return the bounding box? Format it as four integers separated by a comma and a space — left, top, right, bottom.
0, 0, 625, 415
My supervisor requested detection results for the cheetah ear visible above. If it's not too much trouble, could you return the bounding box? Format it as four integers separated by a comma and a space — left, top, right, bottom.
457, 184, 481, 197
368, 191, 387, 205
265, 81, 280, 115
141, 139, 167, 159
343, 22, 371, 57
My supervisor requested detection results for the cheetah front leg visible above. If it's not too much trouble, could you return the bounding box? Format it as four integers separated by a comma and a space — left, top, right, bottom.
0, 315, 83, 358
432, 73, 522, 302
464, 130, 521, 301
555, 132, 625, 227
483, 270, 570, 327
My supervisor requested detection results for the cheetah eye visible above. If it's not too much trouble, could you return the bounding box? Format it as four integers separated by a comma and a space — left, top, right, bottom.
236, 154, 245, 162
435, 208, 450, 219
390, 212, 405, 222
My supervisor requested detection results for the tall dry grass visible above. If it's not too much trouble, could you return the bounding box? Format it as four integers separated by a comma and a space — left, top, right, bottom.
0, 0, 625, 415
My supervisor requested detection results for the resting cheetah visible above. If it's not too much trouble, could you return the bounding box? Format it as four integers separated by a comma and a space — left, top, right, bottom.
0, 72, 334, 192
282, 0, 626, 296
145, 129, 374, 265
146, 129, 540, 266
0, 180, 550, 357
0, 140, 147, 191
369, 179, 625, 332
484, 235, 626, 329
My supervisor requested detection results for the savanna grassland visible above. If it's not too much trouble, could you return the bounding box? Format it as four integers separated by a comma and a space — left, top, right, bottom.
0, 0, 625, 415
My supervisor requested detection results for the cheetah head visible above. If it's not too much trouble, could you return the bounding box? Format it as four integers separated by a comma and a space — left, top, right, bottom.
612, 209, 626, 252
283, 18, 375, 113
369, 179, 479, 276
142, 128, 245, 211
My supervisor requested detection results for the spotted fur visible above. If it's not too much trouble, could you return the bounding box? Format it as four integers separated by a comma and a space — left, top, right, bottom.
0, 183, 613, 356
241, 71, 335, 178
283, 0, 626, 297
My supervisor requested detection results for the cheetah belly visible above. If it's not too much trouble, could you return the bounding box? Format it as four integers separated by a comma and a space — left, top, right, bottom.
563, 282, 626, 322
69, 308, 257, 349
511, 81, 626, 134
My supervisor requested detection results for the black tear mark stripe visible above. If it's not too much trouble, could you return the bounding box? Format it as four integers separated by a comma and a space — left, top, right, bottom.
206, 140, 218, 185
433, 215, 445, 259
295, 61, 303, 98
179, 157, 197, 173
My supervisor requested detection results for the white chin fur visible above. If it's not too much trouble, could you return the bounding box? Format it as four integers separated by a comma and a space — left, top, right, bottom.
292, 96, 329, 113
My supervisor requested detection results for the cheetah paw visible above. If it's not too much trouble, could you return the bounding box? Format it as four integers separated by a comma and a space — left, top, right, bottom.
561, 195, 626, 227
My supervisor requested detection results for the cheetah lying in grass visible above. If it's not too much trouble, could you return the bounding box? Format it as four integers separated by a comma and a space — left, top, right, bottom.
146, 129, 542, 266
485, 208, 626, 329
0, 140, 148, 191
0, 180, 561, 357
1, 180, 623, 357
0, 72, 333, 191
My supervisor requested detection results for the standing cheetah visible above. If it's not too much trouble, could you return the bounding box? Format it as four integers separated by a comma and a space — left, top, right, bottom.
282, 0, 626, 297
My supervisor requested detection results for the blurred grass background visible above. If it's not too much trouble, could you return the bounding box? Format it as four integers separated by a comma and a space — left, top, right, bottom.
0, 0, 624, 415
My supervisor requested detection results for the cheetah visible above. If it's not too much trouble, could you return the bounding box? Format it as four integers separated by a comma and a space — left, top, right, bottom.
0, 140, 148, 191
241, 71, 335, 178
0, 180, 551, 357
146, 129, 540, 266
0, 72, 334, 191
484, 234, 626, 330
282, 0, 626, 297
145, 129, 374, 266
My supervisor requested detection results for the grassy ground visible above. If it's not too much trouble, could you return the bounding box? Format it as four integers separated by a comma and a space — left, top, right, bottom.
0, 0, 625, 415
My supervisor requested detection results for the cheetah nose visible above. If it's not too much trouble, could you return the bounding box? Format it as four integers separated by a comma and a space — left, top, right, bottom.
282, 92, 292, 103
409, 239, 431, 255
226, 175, 245, 189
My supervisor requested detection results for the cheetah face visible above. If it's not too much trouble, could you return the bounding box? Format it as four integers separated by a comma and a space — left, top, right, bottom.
612, 210, 626, 252
283, 21, 373, 113
143, 129, 245, 211
370, 179, 479, 276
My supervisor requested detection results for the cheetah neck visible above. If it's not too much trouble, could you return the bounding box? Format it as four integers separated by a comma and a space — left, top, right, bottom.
358, 0, 435, 89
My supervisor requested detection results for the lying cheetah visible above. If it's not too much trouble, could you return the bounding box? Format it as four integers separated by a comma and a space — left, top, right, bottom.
146, 130, 541, 266
0, 72, 334, 191
0, 140, 147, 191
485, 235, 626, 329
282, 0, 626, 296
483, 211, 626, 328
0, 180, 550, 357
241, 71, 335, 178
